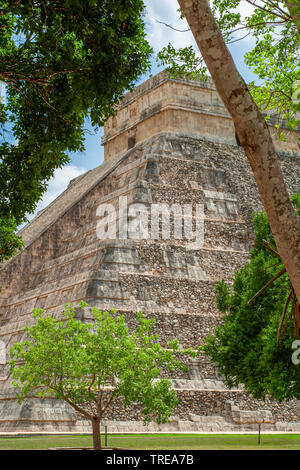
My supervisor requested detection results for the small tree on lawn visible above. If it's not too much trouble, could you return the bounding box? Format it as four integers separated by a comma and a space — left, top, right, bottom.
9, 302, 197, 450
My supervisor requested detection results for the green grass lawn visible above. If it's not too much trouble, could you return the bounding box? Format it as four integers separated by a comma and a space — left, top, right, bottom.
0, 434, 299, 450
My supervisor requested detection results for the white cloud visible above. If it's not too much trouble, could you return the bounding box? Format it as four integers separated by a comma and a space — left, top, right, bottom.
26, 165, 86, 223
144, 0, 197, 53
143, 0, 256, 54
239, 0, 255, 19
0, 81, 6, 105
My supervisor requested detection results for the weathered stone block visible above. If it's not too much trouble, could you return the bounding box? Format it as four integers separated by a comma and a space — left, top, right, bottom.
0, 71, 299, 433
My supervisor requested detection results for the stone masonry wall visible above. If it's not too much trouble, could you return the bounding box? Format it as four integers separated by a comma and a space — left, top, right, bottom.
0, 131, 299, 432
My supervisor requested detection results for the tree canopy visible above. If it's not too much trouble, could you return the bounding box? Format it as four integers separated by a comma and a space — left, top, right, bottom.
9, 302, 197, 449
202, 196, 300, 402
0, 0, 152, 263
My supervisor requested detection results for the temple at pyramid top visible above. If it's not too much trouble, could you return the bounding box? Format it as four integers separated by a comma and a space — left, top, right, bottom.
0, 69, 299, 434
102, 69, 300, 160
14, 70, 300, 252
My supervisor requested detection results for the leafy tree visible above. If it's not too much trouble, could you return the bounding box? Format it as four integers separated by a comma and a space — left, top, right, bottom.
163, 0, 300, 306
0, 0, 152, 263
202, 197, 300, 402
0, 217, 24, 266
212, 0, 300, 139
160, 0, 300, 398
9, 302, 197, 450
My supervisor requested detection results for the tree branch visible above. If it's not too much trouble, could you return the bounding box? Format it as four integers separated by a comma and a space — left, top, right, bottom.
177, 0, 300, 304
245, 0, 290, 20
155, 18, 190, 32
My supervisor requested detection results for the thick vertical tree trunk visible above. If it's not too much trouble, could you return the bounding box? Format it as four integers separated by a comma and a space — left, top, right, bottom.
91, 417, 101, 450
284, 0, 300, 34
178, 0, 300, 303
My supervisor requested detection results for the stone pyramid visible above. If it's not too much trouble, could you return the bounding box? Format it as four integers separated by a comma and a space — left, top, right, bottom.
0, 70, 299, 433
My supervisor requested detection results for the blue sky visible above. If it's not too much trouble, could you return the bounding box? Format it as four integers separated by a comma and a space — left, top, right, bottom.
28, 0, 256, 221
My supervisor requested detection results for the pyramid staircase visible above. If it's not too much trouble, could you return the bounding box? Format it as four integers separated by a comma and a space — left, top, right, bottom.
0, 70, 299, 433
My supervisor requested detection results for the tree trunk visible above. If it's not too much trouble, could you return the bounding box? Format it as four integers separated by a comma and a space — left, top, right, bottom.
91, 417, 101, 450
284, 0, 300, 34
178, 0, 300, 304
